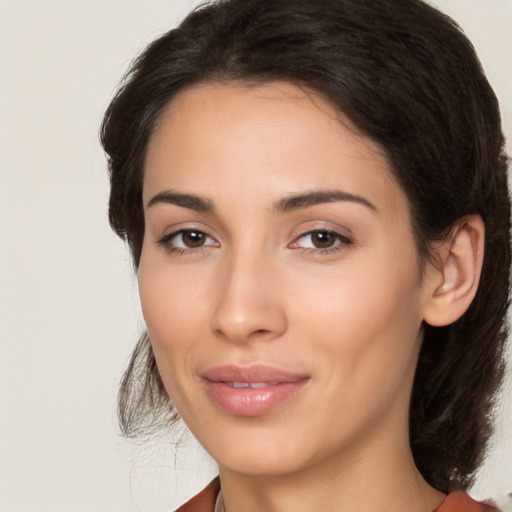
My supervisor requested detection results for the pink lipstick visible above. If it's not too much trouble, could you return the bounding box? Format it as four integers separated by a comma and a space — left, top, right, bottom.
202, 365, 310, 416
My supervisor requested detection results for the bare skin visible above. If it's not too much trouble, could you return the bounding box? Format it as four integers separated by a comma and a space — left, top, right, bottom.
139, 82, 483, 512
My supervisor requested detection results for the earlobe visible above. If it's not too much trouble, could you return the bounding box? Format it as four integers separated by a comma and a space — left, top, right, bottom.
423, 215, 485, 327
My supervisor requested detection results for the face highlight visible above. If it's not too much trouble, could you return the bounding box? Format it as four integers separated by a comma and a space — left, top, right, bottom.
138, 82, 434, 478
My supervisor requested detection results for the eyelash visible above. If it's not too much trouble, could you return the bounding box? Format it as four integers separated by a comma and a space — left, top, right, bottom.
157, 229, 218, 255
290, 229, 353, 255
157, 228, 353, 256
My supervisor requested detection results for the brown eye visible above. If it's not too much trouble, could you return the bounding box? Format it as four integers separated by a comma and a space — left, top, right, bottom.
181, 230, 206, 248
310, 231, 337, 249
160, 229, 218, 252
292, 229, 352, 253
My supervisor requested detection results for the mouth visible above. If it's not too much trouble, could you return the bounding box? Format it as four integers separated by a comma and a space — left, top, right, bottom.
226, 381, 280, 389
201, 364, 311, 416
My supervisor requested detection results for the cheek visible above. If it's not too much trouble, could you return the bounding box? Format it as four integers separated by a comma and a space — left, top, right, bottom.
137, 269, 208, 426
138, 249, 210, 337
137, 255, 209, 390
287, 256, 424, 388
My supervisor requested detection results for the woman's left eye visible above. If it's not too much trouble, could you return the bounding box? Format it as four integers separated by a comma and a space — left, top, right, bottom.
291, 230, 352, 252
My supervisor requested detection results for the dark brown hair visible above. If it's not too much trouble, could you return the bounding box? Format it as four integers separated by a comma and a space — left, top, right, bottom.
101, 0, 511, 492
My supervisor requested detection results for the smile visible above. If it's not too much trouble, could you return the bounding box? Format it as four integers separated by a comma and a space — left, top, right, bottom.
202, 365, 311, 416
227, 381, 277, 389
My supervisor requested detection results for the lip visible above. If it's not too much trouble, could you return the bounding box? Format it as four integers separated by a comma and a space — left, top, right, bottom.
201, 364, 311, 416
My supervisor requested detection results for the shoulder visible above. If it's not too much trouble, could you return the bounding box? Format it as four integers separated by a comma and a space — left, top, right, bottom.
435, 490, 499, 512
175, 478, 221, 512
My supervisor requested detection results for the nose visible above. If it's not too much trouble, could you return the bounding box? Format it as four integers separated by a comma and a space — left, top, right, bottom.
210, 248, 288, 344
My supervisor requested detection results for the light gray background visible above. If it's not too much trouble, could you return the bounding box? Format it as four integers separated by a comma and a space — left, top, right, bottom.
1, 1, 510, 511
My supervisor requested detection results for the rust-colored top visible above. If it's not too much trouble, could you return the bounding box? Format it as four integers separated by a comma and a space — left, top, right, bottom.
176, 478, 498, 512
176, 479, 220, 512
435, 490, 498, 512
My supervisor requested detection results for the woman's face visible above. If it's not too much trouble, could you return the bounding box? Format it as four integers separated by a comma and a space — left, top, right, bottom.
139, 82, 435, 477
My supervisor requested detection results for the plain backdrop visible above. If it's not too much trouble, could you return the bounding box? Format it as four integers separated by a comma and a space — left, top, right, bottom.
1, 1, 511, 511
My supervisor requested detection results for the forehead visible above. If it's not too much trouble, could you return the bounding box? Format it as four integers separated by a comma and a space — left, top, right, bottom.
143, 81, 406, 218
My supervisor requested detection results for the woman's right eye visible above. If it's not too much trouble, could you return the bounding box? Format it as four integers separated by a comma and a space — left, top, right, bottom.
158, 229, 218, 253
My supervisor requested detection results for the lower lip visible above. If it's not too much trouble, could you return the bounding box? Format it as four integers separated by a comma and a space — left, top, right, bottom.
204, 379, 310, 416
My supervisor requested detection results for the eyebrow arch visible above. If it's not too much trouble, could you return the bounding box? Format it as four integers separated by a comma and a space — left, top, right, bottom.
273, 190, 377, 214
147, 190, 215, 213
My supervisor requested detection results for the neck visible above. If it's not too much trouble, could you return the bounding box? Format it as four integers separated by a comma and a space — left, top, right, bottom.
218, 418, 445, 512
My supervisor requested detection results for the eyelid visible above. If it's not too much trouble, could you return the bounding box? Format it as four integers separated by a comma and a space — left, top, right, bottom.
155, 220, 217, 243
289, 220, 353, 242
291, 229, 351, 245
157, 227, 220, 253
288, 226, 354, 254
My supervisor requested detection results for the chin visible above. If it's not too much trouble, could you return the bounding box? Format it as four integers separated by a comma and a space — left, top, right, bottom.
218, 449, 308, 477
198, 419, 334, 479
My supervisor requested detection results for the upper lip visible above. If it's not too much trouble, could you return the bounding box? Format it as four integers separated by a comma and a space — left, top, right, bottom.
201, 364, 310, 384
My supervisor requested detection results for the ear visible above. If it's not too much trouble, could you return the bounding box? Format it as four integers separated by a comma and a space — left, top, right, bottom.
422, 215, 485, 327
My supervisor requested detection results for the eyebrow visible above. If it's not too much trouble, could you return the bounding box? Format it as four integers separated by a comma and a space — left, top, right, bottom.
273, 190, 377, 214
146, 189, 377, 215
147, 191, 215, 213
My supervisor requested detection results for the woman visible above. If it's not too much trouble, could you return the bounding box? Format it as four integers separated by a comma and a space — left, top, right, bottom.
101, 0, 510, 510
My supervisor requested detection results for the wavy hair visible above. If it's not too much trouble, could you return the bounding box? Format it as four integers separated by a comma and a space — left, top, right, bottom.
101, 0, 511, 492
